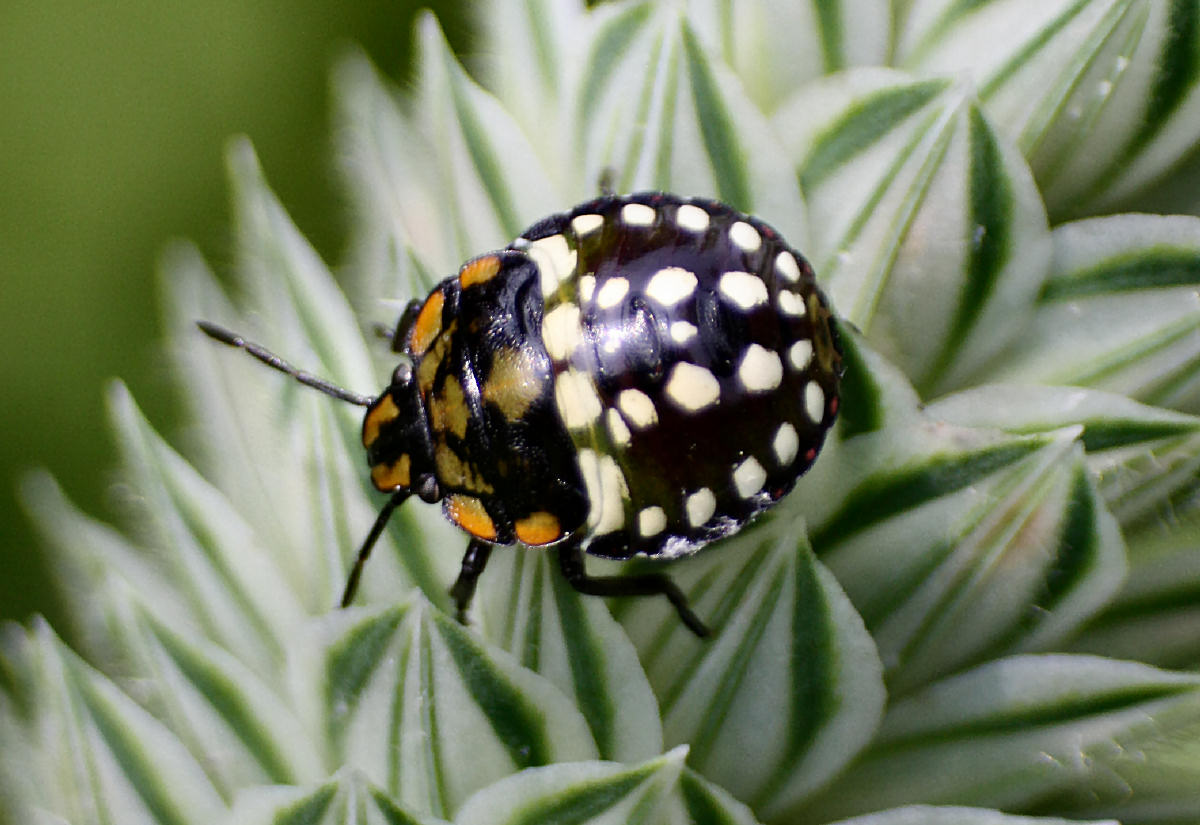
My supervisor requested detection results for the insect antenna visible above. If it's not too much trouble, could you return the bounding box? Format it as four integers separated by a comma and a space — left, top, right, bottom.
197, 320, 375, 407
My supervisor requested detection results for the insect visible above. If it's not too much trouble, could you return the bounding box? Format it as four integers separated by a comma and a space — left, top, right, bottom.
199, 192, 841, 636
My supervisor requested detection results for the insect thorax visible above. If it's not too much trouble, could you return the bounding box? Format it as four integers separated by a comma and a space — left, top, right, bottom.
369, 250, 589, 547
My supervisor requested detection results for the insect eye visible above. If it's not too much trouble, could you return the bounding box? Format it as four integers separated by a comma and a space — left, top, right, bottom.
417, 475, 440, 503
391, 360, 414, 386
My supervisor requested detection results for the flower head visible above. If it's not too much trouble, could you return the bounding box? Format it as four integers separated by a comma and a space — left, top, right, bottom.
5, 2, 1200, 824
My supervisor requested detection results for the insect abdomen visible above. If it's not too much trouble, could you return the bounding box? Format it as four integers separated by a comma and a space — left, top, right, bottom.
513, 193, 841, 560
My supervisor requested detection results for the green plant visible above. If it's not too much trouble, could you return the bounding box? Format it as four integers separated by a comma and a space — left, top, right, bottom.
5, 2, 1200, 824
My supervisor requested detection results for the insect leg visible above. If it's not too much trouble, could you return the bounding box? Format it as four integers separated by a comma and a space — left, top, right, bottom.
449, 538, 494, 624
556, 542, 710, 638
389, 299, 425, 354
340, 490, 413, 607
596, 167, 617, 196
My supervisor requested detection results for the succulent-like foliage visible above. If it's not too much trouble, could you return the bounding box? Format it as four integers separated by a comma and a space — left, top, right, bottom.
5, 2, 1200, 824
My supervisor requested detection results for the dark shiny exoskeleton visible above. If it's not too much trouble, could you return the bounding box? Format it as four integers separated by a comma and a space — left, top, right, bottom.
199, 192, 841, 637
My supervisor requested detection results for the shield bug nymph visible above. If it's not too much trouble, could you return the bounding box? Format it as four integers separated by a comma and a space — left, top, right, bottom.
199, 192, 841, 636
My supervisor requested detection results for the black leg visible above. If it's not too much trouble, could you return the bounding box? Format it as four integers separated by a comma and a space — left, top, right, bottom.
597, 167, 617, 197
450, 538, 494, 624
340, 491, 412, 607
372, 322, 394, 343
557, 541, 710, 637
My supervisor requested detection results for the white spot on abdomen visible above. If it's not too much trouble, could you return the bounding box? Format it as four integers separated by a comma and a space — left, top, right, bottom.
775, 251, 801, 283
617, 388, 658, 429
571, 213, 604, 236
788, 340, 813, 371
729, 221, 761, 252
596, 277, 630, 309
542, 302, 582, 362
554, 369, 602, 429
773, 423, 799, 466
686, 488, 716, 527
638, 506, 667, 537
675, 204, 710, 232
578, 448, 629, 535
737, 344, 783, 392
621, 203, 657, 226
606, 407, 631, 446
670, 320, 698, 343
578, 274, 596, 303
527, 234, 576, 297
645, 266, 697, 306
665, 362, 721, 411
777, 290, 807, 317
733, 456, 766, 499
804, 382, 826, 424
719, 271, 768, 310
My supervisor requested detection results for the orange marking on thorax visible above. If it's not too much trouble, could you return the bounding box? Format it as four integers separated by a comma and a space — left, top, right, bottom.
458, 255, 501, 288
362, 394, 401, 448
371, 454, 411, 491
409, 291, 445, 357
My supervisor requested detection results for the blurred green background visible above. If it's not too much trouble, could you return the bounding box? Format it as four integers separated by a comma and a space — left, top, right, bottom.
0, 1, 469, 631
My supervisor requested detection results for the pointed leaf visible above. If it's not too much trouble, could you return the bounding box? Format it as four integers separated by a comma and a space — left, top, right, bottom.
334, 22, 562, 305
227, 139, 377, 399
675, 767, 768, 825
19, 470, 180, 666
299, 396, 456, 614
410, 13, 560, 255
120, 604, 324, 793
0, 621, 226, 825
472, 550, 664, 763
1069, 512, 1200, 669
229, 772, 450, 825
574, 5, 807, 227
198, 146, 421, 609
165, 202, 459, 615
828, 806, 1117, 825
469, 0, 585, 153
792, 333, 1126, 693
928, 383, 1200, 530
797, 655, 1200, 822
689, 0, 892, 111
984, 214, 1200, 414
455, 751, 684, 825
287, 597, 597, 820
774, 69, 1051, 395
900, 0, 1200, 219
105, 381, 302, 669
455, 747, 765, 825
612, 522, 884, 819
334, 52, 452, 307
161, 241, 283, 501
